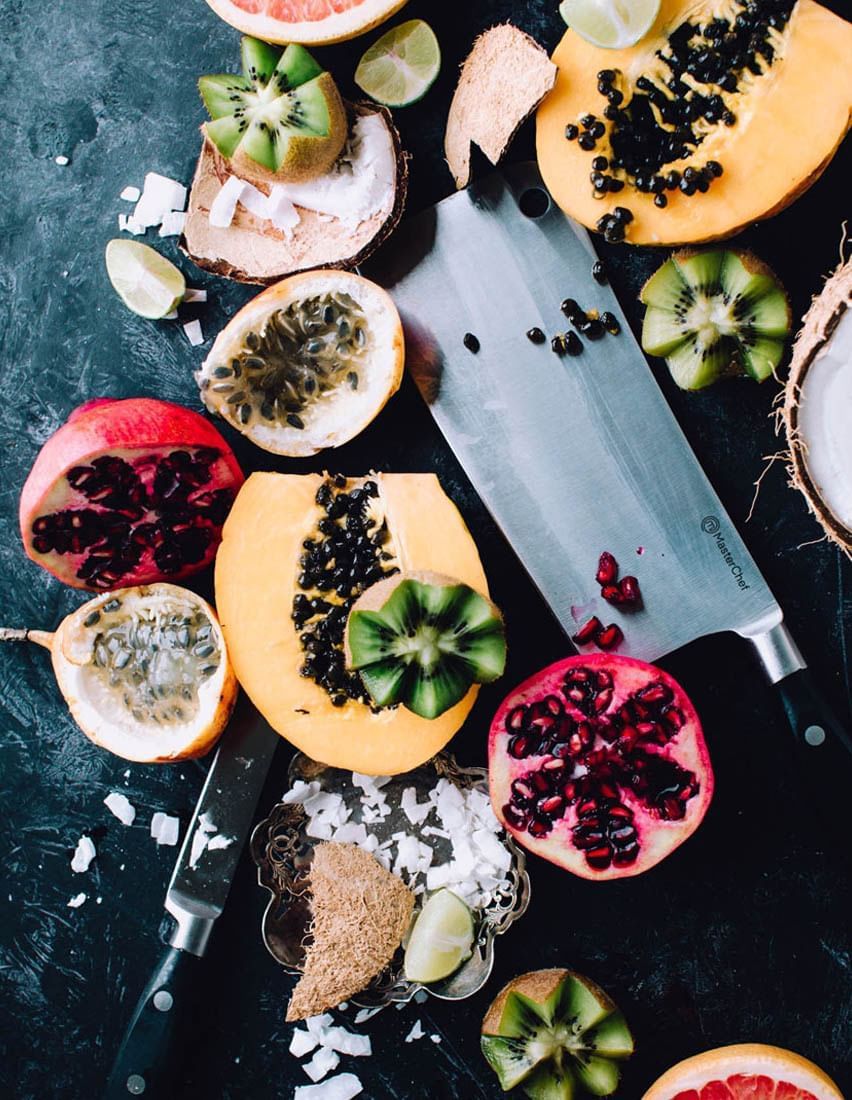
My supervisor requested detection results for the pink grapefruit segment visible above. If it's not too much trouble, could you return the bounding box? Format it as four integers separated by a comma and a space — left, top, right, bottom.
643, 1045, 843, 1100
204, 0, 408, 44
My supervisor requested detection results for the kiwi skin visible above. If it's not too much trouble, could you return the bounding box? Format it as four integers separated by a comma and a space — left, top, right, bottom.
482, 968, 616, 1036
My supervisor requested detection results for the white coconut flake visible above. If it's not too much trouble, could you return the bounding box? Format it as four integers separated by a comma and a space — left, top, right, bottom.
104, 792, 136, 826
71, 835, 96, 874
183, 319, 204, 347
188, 813, 218, 868
236, 180, 271, 219
303, 1048, 340, 1083
159, 210, 187, 237
317, 1027, 372, 1058
353, 1006, 383, 1025
401, 787, 431, 826
183, 288, 207, 303
67, 892, 87, 908
55, 155, 70, 166
266, 185, 301, 235
133, 171, 187, 228
283, 780, 320, 805
305, 1014, 335, 1036
294, 1073, 363, 1100
120, 185, 141, 202
150, 812, 180, 847
206, 834, 234, 852
430, 1034, 442, 1044
209, 176, 246, 229
405, 1020, 425, 1043
289, 1029, 318, 1058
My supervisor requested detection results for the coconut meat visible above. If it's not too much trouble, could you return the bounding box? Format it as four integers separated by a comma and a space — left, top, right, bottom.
797, 306, 852, 534
208, 113, 395, 233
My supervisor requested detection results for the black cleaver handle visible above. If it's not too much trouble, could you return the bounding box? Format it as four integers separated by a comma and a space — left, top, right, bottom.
104, 943, 204, 1099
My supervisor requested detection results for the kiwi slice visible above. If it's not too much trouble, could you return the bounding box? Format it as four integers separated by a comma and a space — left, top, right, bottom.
198, 37, 347, 180
481, 970, 634, 1099
345, 571, 506, 720
640, 248, 791, 390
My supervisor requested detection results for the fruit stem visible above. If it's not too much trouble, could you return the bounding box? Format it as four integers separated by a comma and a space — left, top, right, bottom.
0, 627, 54, 650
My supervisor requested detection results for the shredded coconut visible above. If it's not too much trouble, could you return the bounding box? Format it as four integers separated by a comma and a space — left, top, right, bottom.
150, 812, 180, 847
104, 792, 136, 826
67, 893, 87, 909
293, 1073, 363, 1100
183, 319, 204, 347
405, 1020, 425, 1043
71, 835, 96, 873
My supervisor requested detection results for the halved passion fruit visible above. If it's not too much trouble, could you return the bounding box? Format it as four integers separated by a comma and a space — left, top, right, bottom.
213, 471, 489, 774
197, 270, 403, 457
0, 584, 237, 762
537, 0, 852, 245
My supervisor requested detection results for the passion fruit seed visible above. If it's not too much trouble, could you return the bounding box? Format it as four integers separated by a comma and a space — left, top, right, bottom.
202, 292, 370, 431
570, 0, 795, 228
86, 599, 220, 726
292, 476, 399, 709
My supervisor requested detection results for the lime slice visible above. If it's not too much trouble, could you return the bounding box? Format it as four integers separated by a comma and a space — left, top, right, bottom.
403, 889, 474, 984
105, 239, 185, 320
355, 20, 441, 108
559, 0, 660, 49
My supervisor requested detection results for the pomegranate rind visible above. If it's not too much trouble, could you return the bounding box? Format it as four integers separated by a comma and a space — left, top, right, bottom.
19, 398, 245, 590
642, 1043, 843, 1100
51, 584, 238, 763
202, 0, 410, 46
488, 654, 713, 880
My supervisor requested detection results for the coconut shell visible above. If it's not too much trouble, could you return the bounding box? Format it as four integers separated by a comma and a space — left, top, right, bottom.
181, 103, 409, 286
782, 254, 852, 554
445, 24, 557, 190
286, 841, 414, 1021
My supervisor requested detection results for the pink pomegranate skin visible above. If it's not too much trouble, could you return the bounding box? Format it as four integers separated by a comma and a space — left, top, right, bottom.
20, 398, 245, 590
489, 654, 714, 881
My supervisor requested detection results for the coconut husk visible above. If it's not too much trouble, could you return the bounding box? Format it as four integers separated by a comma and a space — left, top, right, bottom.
781, 252, 852, 554
181, 103, 409, 286
445, 24, 557, 190
286, 841, 414, 1022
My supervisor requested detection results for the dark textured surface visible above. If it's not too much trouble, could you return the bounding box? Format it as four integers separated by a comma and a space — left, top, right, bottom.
1, 1, 850, 1097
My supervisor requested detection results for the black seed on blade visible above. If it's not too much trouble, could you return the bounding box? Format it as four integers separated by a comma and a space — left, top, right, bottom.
463, 332, 480, 353
592, 261, 607, 285
526, 327, 546, 344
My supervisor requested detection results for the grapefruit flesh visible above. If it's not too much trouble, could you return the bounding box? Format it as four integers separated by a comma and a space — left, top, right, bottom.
644, 1045, 843, 1100
231, 0, 367, 16
672, 1079, 817, 1100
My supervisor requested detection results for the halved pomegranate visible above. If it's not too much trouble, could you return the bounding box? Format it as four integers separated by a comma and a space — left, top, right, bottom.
489, 655, 713, 880
20, 399, 244, 590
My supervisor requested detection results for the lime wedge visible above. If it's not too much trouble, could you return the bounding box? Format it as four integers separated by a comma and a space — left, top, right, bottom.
355, 19, 441, 108
105, 239, 185, 319
559, 0, 660, 49
404, 889, 474, 984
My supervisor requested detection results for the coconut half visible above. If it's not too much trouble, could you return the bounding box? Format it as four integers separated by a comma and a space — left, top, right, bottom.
783, 255, 852, 554
182, 103, 408, 285
196, 269, 404, 457
445, 24, 557, 190
0, 584, 238, 762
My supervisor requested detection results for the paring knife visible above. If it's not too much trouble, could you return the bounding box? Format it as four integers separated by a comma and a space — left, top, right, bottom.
367, 162, 852, 772
104, 697, 279, 1099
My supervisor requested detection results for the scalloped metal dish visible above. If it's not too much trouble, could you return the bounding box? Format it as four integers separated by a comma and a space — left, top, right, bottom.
250, 751, 531, 1007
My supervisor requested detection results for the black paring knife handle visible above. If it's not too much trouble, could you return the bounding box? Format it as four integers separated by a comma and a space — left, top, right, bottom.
776, 666, 852, 763
104, 944, 204, 1099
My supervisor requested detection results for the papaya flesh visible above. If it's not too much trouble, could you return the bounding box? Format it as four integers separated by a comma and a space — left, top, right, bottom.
536, 0, 852, 245
214, 472, 489, 775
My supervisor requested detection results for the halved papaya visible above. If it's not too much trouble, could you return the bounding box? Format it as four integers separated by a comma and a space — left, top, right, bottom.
537, 0, 852, 245
214, 471, 489, 774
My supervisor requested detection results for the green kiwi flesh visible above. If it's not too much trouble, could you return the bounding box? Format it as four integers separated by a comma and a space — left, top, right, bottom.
640, 248, 791, 390
199, 38, 337, 173
346, 577, 506, 720
481, 971, 633, 1099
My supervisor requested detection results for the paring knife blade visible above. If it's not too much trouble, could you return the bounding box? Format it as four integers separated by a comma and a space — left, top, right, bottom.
105, 696, 279, 1099
366, 162, 852, 766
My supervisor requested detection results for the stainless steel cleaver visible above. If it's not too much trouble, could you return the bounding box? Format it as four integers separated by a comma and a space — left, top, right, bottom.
367, 162, 851, 771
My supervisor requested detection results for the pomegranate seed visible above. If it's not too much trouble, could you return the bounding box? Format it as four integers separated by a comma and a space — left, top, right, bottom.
597, 716, 620, 742
511, 779, 534, 803
637, 682, 672, 706
572, 616, 603, 646
596, 551, 618, 586
610, 824, 636, 842
572, 829, 604, 850
542, 695, 564, 717
585, 846, 613, 869
502, 803, 528, 829
577, 798, 599, 818
636, 721, 658, 737
664, 706, 685, 731
633, 700, 652, 720
612, 844, 639, 866
595, 670, 613, 689
542, 758, 567, 776
593, 687, 613, 713
530, 771, 551, 793
528, 817, 552, 838
565, 685, 588, 705
595, 623, 624, 650
598, 781, 619, 802
618, 725, 639, 749
607, 804, 632, 821
538, 795, 565, 816
658, 796, 686, 821
506, 705, 528, 732
551, 742, 574, 759
601, 583, 624, 604
562, 780, 580, 802
619, 576, 642, 605
566, 668, 592, 683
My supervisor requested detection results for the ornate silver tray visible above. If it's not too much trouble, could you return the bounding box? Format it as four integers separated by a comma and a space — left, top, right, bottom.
250, 751, 531, 1007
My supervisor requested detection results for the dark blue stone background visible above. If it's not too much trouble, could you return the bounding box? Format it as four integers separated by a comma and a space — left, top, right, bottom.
1, 0, 850, 1096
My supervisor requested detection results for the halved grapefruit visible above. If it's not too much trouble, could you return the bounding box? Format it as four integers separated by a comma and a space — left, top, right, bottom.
643, 1044, 844, 1100
203, 0, 409, 45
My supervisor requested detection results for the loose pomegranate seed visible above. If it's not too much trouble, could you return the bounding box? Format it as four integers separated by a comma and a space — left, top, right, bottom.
619, 576, 642, 605
572, 616, 603, 646
595, 623, 624, 650
601, 583, 624, 604
596, 551, 619, 586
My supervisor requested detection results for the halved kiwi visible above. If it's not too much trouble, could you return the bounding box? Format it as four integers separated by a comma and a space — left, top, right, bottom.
345, 570, 506, 720
481, 969, 634, 1099
198, 37, 348, 182
640, 249, 791, 390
